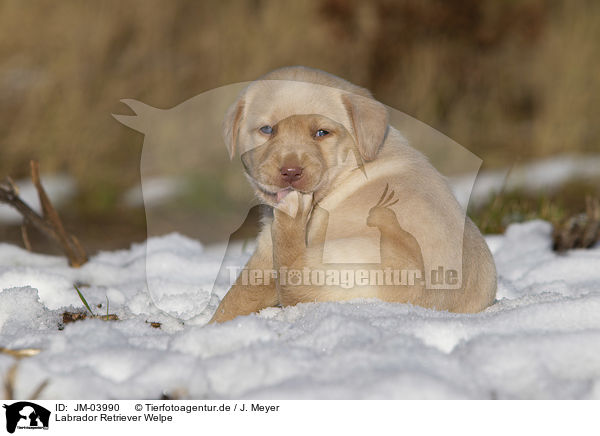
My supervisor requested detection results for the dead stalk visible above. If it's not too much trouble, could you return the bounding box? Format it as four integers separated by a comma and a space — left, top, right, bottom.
0, 160, 87, 267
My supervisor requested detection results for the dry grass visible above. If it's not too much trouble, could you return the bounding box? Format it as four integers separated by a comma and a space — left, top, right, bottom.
0, 0, 598, 249
470, 178, 600, 235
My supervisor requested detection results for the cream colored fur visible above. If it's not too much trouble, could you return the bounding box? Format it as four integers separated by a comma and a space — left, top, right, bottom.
210, 66, 496, 323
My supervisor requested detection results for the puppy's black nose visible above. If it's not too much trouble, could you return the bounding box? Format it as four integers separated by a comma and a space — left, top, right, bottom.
280, 167, 303, 184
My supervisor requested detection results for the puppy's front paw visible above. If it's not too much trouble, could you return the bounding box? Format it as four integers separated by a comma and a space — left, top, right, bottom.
272, 191, 313, 255
273, 191, 313, 224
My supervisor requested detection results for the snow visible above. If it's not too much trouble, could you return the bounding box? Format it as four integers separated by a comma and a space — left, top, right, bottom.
0, 174, 76, 224
1, 220, 599, 399
122, 177, 184, 208
449, 154, 600, 206
116, 154, 600, 212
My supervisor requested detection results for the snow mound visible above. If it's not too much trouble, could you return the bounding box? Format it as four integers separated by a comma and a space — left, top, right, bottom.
1, 220, 599, 399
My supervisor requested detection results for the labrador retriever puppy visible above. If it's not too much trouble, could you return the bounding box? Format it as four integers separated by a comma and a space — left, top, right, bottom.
210, 66, 496, 323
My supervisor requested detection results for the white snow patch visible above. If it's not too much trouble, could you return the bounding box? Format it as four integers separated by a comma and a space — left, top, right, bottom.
122, 177, 184, 208
0, 174, 76, 224
1, 221, 599, 399
450, 154, 600, 206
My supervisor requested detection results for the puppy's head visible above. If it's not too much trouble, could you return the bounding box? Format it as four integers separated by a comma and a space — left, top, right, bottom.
240, 114, 358, 205
222, 66, 389, 205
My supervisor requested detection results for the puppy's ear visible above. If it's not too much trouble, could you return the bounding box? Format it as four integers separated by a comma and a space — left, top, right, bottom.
342, 93, 389, 161
223, 98, 245, 159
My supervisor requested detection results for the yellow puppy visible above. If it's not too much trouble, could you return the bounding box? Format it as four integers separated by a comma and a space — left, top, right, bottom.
210, 67, 496, 323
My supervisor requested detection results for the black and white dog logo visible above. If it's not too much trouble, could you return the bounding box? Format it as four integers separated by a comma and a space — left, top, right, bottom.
2, 402, 50, 433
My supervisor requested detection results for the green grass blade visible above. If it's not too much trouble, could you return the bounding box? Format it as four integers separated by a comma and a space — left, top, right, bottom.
73, 285, 94, 316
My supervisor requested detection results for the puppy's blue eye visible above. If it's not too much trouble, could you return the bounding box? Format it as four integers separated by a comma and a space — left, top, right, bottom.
259, 125, 273, 135
315, 129, 329, 137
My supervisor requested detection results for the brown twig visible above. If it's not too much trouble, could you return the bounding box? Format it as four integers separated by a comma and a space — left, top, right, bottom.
21, 224, 32, 251
3, 363, 17, 401
0, 160, 88, 267
1, 348, 45, 400
553, 195, 600, 252
1, 357, 48, 401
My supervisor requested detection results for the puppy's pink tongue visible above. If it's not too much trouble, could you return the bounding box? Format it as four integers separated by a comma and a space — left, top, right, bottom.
277, 188, 293, 202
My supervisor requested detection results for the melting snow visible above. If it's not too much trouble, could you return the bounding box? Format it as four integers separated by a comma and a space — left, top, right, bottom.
1, 221, 599, 399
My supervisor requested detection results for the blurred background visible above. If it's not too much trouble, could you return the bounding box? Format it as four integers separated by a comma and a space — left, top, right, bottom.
0, 0, 599, 254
